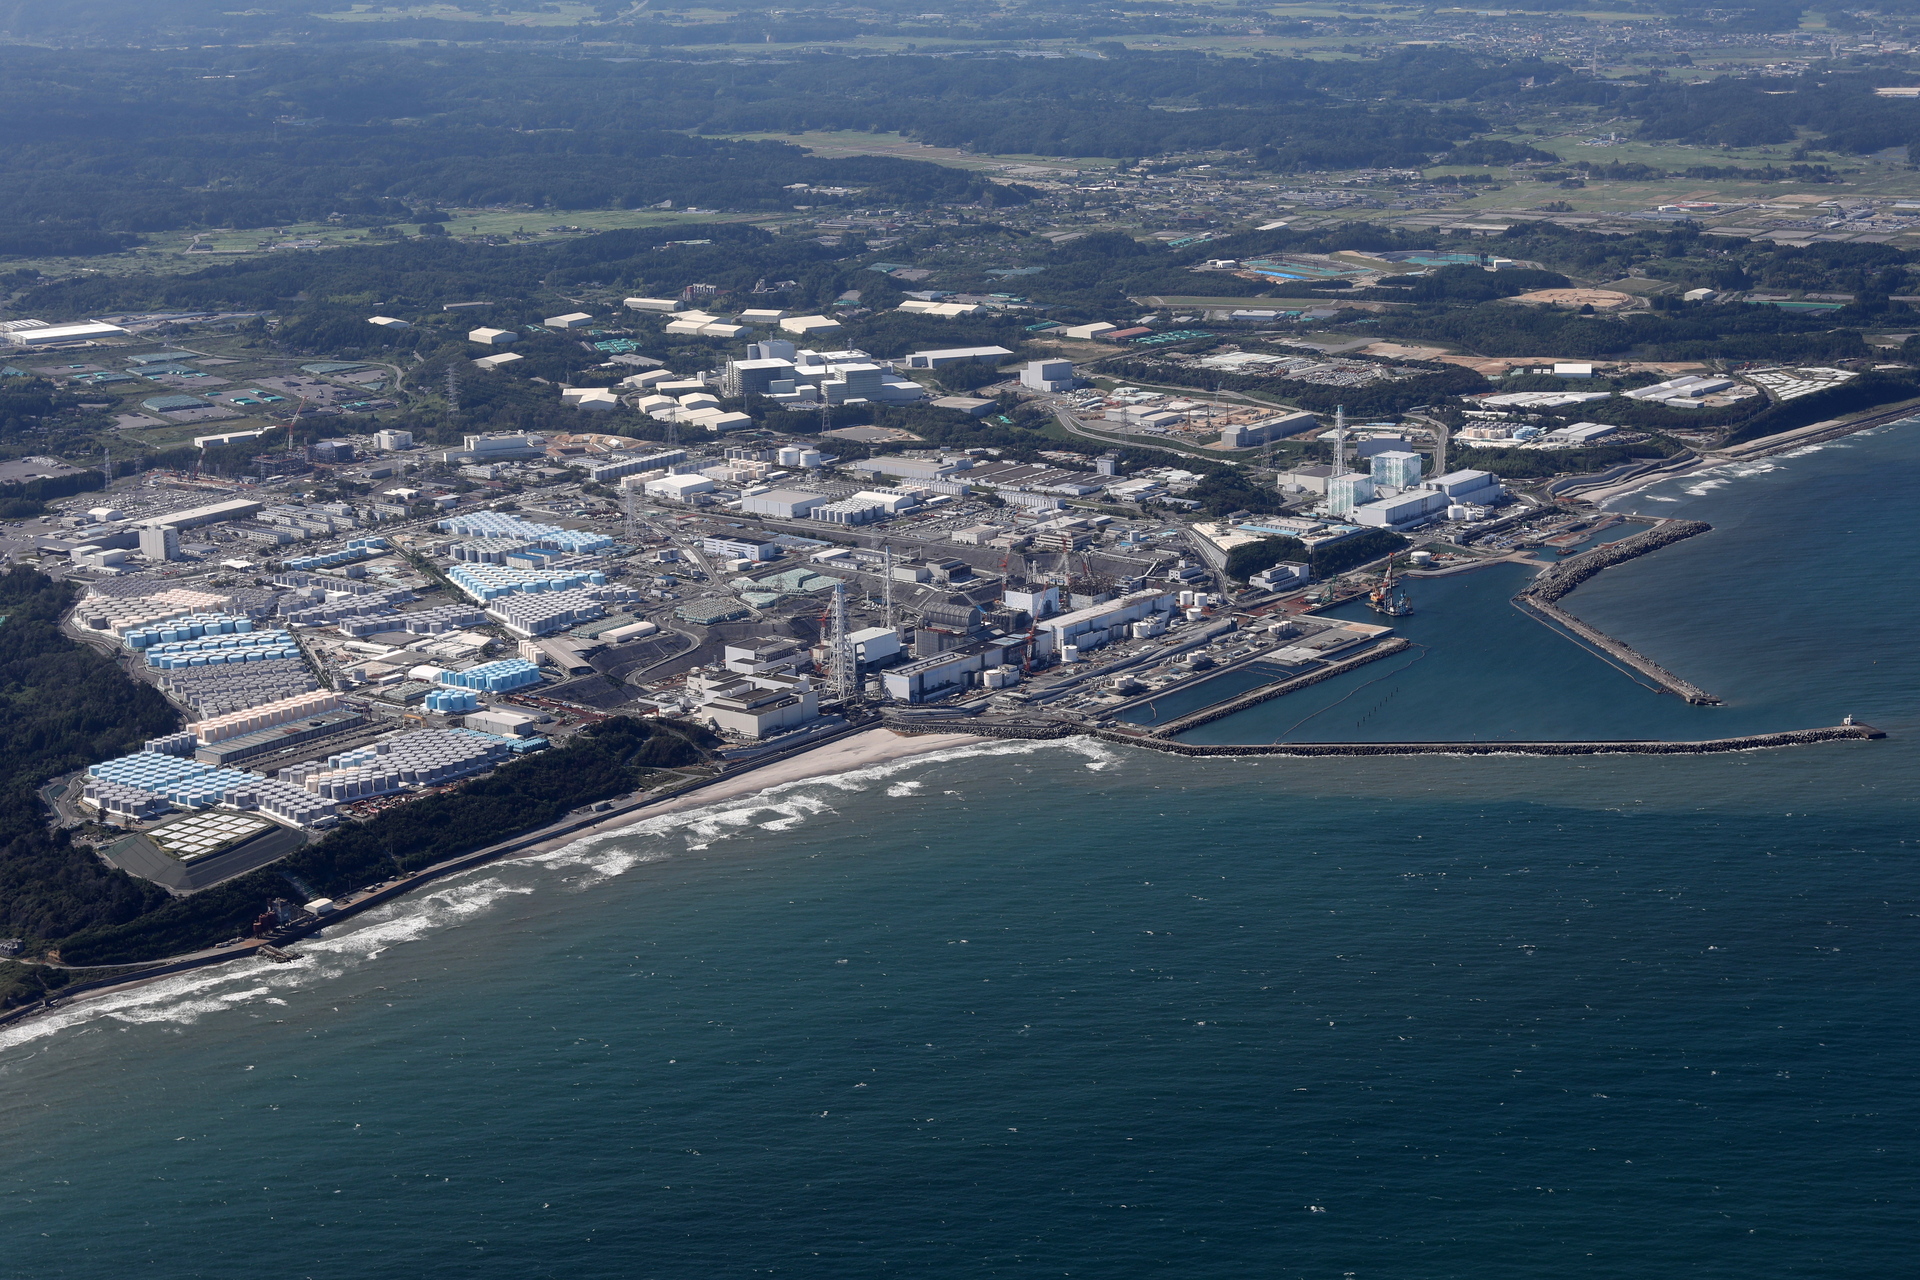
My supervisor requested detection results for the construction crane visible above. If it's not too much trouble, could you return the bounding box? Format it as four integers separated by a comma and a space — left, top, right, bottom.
1366, 557, 1412, 617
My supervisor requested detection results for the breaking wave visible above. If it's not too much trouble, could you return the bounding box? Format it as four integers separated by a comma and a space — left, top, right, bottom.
0, 735, 1119, 1054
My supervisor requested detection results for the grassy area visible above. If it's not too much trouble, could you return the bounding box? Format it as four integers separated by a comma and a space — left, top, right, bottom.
3, 209, 787, 281
313, 2, 606, 26
704, 130, 1123, 176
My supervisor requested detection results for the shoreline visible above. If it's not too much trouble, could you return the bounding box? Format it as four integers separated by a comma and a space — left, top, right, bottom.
1582, 404, 1920, 508
1, 727, 995, 1027
2, 707, 1889, 1031
514, 727, 994, 856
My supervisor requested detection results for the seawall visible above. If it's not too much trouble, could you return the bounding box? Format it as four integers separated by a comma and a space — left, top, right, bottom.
1145, 639, 1413, 737
885, 716, 1884, 757
1512, 519, 1719, 704
1094, 724, 1881, 757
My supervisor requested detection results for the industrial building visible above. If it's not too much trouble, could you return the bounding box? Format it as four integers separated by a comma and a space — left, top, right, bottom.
1350, 489, 1448, 529
138, 526, 181, 561
1035, 590, 1177, 658
685, 669, 820, 738
741, 488, 829, 519
904, 346, 1015, 370
881, 638, 1024, 702
586, 449, 685, 485
1427, 469, 1504, 504
1370, 450, 1425, 489
1326, 474, 1376, 518
1218, 412, 1320, 449
1021, 359, 1075, 392
704, 536, 779, 562
645, 474, 717, 504
1251, 562, 1310, 592
138, 499, 263, 531
6, 321, 130, 347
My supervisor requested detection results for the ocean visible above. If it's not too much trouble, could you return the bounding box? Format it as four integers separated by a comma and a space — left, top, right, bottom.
1, 425, 1916, 1278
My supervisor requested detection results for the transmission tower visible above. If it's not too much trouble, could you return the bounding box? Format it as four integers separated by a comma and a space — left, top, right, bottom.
623, 482, 636, 545
101, 445, 111, 492
882, 543, 895, 630
827, 579, 853, 700
445, 365, 461, 421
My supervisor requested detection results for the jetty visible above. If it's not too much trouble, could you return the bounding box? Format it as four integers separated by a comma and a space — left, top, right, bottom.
1511, 519, 1719, 704
883, 716, 1884, 758
1140, 639, 1412, 738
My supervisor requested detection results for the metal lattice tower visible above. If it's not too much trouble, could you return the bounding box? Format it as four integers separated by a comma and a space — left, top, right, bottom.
882, 543, 895, 630
444, 365, 461, 421
827, 579, 853, 700
1331, 405, 1348, 477
623, 483, 636, 544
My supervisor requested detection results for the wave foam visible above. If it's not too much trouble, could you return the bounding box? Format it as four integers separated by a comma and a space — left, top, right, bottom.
1, 736, 1118, 1055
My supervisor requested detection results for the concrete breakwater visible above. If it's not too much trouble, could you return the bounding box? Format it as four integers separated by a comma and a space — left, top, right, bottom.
884, 717, 1884, 756
1096, 724, 1882, 758
1524, 519, 1712, 604
1145, 639, 1413, 737
1513, 519, 1720, 705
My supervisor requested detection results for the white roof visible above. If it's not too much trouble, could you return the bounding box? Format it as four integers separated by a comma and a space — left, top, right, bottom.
913, 346, 1015, 360
646, 474, 716, 493
13, 322, 128, 343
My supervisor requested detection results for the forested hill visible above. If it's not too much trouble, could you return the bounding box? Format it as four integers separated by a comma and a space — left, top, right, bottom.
0, 44, 1563, 247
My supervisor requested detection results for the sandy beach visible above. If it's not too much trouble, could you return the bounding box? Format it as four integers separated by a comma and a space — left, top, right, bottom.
520, 726, 994, 855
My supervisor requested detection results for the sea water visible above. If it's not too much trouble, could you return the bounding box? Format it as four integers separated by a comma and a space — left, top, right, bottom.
1184, 421, 1920, 745
1, 428, 1916, 1279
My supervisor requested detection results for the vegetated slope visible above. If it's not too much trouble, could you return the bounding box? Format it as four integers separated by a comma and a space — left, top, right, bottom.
56, 715, 719, 966
0, 569, 178, 947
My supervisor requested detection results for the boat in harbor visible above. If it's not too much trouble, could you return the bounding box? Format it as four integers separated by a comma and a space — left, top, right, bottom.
1368, 562, 1412, 617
